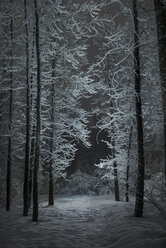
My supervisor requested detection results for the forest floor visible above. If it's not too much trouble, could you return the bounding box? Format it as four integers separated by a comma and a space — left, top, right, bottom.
0, 194, 166, 248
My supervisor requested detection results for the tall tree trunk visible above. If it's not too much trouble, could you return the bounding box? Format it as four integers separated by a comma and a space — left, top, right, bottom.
112, 134, 120, 201
48, 56, 56, 206
48, 104, 54, 207
32, 0, 41, 222
48, 162, 54, 206
29, 34, 36, 209
23, 0, 30, 217
110, 98, 120, 201
29, 126, 35, 208
113, 160, 120, 201
133, 0, 145, 217
125, 125, 133, 202
6, 0, 13, 212
154, 0, 166, 184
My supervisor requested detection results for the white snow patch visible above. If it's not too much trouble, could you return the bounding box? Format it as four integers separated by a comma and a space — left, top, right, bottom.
0, 194, 166, 248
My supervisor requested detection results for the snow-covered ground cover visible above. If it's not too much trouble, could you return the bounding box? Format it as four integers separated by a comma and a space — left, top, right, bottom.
0, 194, 166, 248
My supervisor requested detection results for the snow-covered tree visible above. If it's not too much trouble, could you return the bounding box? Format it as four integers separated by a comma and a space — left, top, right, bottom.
92, 0, 163, 212
0, 0, 29, 210
154, 0, 166, 184
39, 0, 106, 207
91, 2, 135, 201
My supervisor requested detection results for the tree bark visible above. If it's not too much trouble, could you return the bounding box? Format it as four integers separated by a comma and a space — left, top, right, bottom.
48, 58, 56, 206
6, 0, 13, 212
48, 163, 54, 206
29, 126, 35, 208
32, 0, 41, 222
125, 125, 133, 202
23, 0, 30, 217
112, 133, 120, 201
29, 34, 36, 209
133, 0, 145, 217
113, 160, 120, 201
154, 0, 166, 184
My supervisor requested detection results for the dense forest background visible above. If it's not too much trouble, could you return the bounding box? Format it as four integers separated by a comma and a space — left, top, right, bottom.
0, 0, 166, 223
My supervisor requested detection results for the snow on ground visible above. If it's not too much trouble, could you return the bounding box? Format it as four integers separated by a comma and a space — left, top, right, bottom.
0, 194, 166, 248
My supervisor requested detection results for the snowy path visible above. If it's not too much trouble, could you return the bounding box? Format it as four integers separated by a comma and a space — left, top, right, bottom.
0, 194, 166, 248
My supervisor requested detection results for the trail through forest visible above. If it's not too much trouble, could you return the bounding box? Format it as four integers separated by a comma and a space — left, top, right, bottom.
0, 194, 166, 248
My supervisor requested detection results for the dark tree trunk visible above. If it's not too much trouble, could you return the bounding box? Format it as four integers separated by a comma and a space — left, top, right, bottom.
6, 129, 12, 212
32, 0, 41, 222
113, 160, 120, 201
48, 54, 56, 206
23, 0, 30, 217
29, 35, 36, 209
125, 125, 133, 202
48, 90, 54, 205
29, 126, 35, 208
48, 164, 54, 206
133, 0, 145, 217
112, 134, 120, 201
6, 0, 13, 212
154, 0, 166, 184
110, 98, 120, 202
